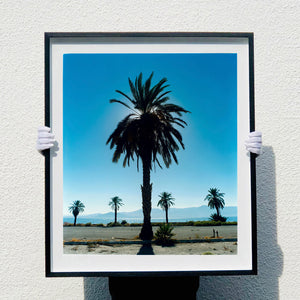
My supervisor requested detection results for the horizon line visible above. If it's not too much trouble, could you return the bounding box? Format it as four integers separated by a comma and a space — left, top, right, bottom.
64, 204, 237, 217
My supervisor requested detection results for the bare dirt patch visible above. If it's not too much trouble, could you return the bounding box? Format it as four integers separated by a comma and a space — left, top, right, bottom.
64, 241, 237, 255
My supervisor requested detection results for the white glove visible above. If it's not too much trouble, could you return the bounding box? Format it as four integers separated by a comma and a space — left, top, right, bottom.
36, 126, 55, 151
245, 131, 262, 155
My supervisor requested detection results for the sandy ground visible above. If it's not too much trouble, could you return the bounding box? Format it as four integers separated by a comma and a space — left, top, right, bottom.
63, 225, 237, 255
64, 225, 237, 241
64, 241, 237, 255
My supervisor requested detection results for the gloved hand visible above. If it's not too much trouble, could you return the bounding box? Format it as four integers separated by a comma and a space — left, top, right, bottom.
245, 131, 262, 155
36, 126, 55, 151
36, 126, 262, 155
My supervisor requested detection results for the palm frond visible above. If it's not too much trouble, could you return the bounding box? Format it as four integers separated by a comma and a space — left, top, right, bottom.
109, 196, 124, 210
109, 99, 132, 110
107, 72, 189, 170
157, 192, 175, 210
115, 90, 136, 104
128, 77, 139, 102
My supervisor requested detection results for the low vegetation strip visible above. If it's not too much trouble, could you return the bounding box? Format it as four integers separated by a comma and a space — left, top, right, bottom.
176, 238, 237, 243
63, 221, 237, 227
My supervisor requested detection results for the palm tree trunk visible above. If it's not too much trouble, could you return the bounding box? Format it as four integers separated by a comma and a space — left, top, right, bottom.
115, 207, 117, 224
139, 154, 153, 241
165, 209, 169, 224
74, 215, 77, 226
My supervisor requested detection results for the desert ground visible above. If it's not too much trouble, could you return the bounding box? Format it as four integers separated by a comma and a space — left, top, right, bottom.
64, 225, 237, 241
64, 241, 237, 255
63, 225, 237, 255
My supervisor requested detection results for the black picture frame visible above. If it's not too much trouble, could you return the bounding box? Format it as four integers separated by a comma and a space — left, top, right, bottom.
45, 32, 257, 277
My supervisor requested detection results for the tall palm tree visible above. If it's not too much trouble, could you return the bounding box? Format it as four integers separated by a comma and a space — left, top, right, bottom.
204, 188, 225, 217
157, 192, 175, 224
106, 72, 189, 240
109, 196, 124, 224
68, 200, 85, 226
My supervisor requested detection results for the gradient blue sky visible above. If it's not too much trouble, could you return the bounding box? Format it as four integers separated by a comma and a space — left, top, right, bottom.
63, 53, 237, 215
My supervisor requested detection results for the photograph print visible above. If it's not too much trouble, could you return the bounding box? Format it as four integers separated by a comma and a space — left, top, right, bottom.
46, 33, 256, 275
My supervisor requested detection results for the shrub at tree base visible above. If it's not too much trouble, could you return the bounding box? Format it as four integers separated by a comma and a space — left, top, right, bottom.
209, 213, 228, 222
154, 224, 176, 246
107, 222, 120, 227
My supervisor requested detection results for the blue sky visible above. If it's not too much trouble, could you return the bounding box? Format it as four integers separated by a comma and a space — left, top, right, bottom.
63, 53, 237, 215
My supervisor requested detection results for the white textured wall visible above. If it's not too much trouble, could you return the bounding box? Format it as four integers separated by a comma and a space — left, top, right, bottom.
1, 1, 299, 299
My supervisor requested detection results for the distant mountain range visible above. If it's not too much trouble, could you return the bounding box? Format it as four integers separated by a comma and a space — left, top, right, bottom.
64, 205, 237, 224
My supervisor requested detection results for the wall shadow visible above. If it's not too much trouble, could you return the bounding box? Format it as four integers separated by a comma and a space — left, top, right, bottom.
197, 146, 283, 299
84, 277, 111, 300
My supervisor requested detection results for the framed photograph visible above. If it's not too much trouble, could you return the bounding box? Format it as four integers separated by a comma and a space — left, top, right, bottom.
45, 32, 257, 276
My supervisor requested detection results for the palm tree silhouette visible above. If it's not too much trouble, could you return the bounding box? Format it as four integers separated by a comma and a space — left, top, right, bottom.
106, 72, 189, 240
204, 188, 225, 217
157, 192, 175, 224
109, 196, 124, 224
68, 200, 85, 226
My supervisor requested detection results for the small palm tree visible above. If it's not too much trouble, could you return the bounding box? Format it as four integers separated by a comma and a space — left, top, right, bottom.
109, 196, 124, 224
107, 72, 189, 240
68, 200, 85, 226
204, 188, 225, 217
157, 192, 175, 224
